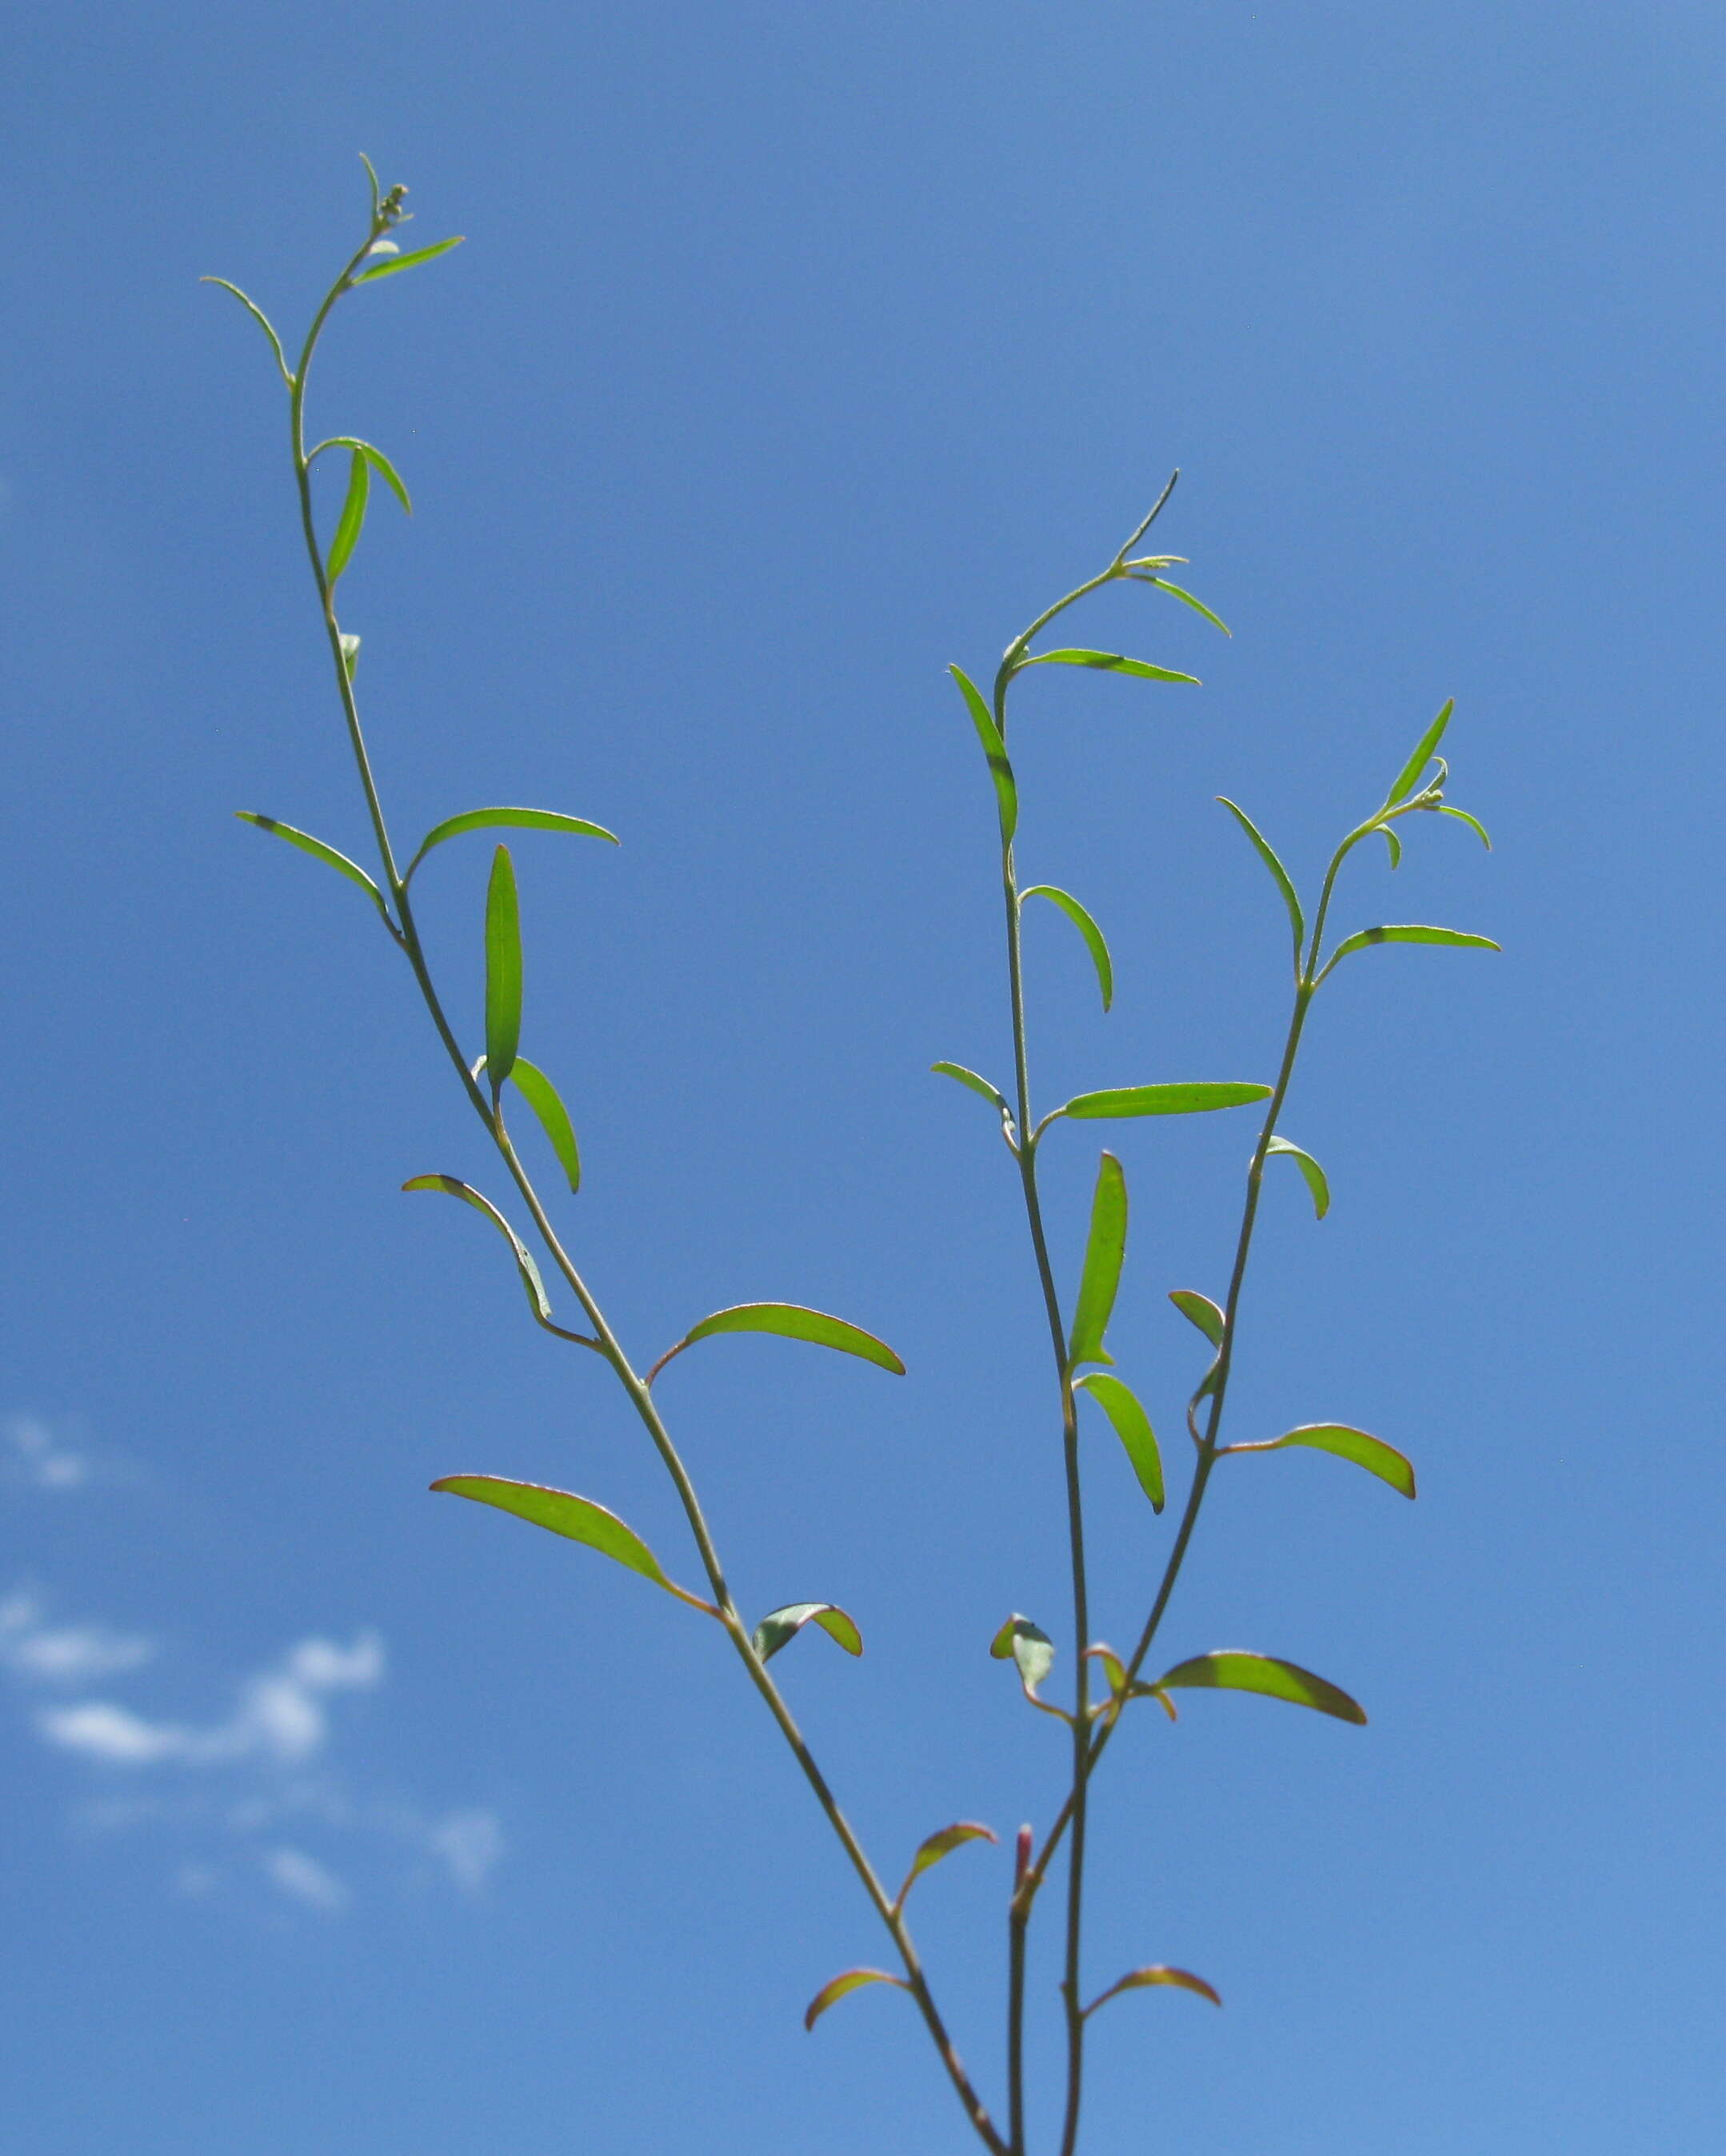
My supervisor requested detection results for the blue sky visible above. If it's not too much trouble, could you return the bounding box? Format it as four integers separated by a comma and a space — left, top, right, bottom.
4, 4, 1724, 2151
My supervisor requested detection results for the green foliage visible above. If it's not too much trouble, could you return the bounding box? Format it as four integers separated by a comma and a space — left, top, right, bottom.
211, 170, 1495, 2156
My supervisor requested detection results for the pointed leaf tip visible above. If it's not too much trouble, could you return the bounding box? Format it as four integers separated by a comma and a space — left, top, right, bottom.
1021, 886, 1114, 1011
674, 1303, 905, 1375
948, 665, 1017, 841
894, 1822, 997, 1911
1085, 1966, 1222, 2016
1068, 1152, 1128, 1369
1075, 1371, 1164, 1511
1169, 1289, 1225, 1348
1025, 647, 1201, 687
483, 844, 522, 1088
430, 1475, 675, 1590
1153, 1650, 1366, 1724
1225, 1423, 1415, 1499
1265, 1136, 1329, 1220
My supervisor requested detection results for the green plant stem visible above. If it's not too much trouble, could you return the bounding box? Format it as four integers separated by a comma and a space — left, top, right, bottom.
282, 217, 1006, 2156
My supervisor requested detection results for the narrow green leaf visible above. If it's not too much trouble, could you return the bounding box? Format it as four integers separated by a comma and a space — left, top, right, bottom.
1216, 798, 1304, 960
1021, 886, 1114, 1011
1074, 1372, 1164, 1511
753, 1602, 864, 1661
894, 1822, 997, 1910
1384, 699, 1454, 808
1439, 804, 1493, 848
235, 813, 389, 921
339, 633, 362, 680
1144, 577, 1232, 636
1320, 924, 1500, 983
402, 1173, 553, 1323
1025, 648, 1201, 686
1084, 1643, 1130, 1700
1153, 1650, 1367, 1724
484, 844, 522, 1089
929, 1062, 1013, 1117
1381, 824, 1403, 869
324, 448, 370, 585
406, 806, 620, 881
1169, 1290, 1225, 1347
1084, 1966, 1221, 2017
199, 277, 293, 387
1265, 1136, 1329, 1220
353, 234, 465, 282
677, 1303, 905, 1375
358, 151, 382, 221
989, 1614, 1058, 1706
804, 1968, 909, 2031
509, 1056, 581, 1193
311, 436, 412, 514
1226, 1423, 1416, 1499
430, 1475, 674, 1590
1064, 1082, 1271, 1120
948, 665, 1017, 841
1068, 1153, 1127, 1369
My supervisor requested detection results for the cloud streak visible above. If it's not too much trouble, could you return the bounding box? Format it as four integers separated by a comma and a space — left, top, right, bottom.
5, 1417, 90, 1491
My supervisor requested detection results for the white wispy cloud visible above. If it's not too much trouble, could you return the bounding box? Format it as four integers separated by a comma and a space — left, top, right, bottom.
0, 1591, 154, 1683
5, 1417, 90, 1491
36, 1630, 384, 1769
264, 1846, 350, 1914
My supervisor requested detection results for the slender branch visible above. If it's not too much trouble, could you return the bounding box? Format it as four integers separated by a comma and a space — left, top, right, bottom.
273, 204, 1006, 2156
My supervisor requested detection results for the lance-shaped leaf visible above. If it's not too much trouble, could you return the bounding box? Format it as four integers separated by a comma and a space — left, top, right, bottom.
1383, 698, 1454, 809
1023, 648, 1201, 687
1062, 1081, 1271, 1121
1021, 885, 1114, 1011
1224, 1423, 1415, 1499
200, 277, 294, 386
804, 1968, 909, 2031
353, 234, 465, 282
990, 1614, 1065, 1716
1381, 825, 1403, 870
1317, 924, 1500, 984
929, 1061, 1013, 1118
1440, 804, 1492, 848
234, 813, 390, 922
402, 1174, 552, 1324
484, 844, 522, 1088
339, 633, 361, 680
1152, 1651, 1366, 1724
893, 1822, 997, 1913
430, 1476, 707, 1611
948, 665, 1017, 841
753, 1602, 864, 1662
1074, 1372, 1164, 1511
1141, 577, 1231, 636
1069, 1152, 1127, 1368
405, 806, 620, 881
1265, 1136, 1329, 1220
1217, 797, 1303, 960
1084, 1966, 1221, 2016
309, 436, 413, 514
325, 448, 370, 585
1169, 1288, 1225, 1347
664, 1303, 905, 1375
509, 1056, 581, 1193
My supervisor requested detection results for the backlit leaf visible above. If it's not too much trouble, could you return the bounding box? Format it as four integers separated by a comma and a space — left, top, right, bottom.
1217, 798, 1303, 960
235, 813, 390, 921
200, 277, 294, 387
676, 1303, 905, 1375
1143, 577, 1231, 636
310, 436, 412, 513
353, 235, 465, 282
1381, 825, 1403, 870
1440, 804, 1493, 848
1225, 1423, 1415, 1499
1064, 1082, 1271, 1120
509, 1056, 581, 1193
1068, 1153, 1127, 1368
1074, 1372, 1164, 1511
1021, 885, 1114, 1010
990, 1614, 1060, 1711
1318, 924, 1500, 984
1084, 1966, 1221, 2016
325, 448, 370, 584
929, 1062, 1012, 1116
484, 844, 522, 1088
402, 1173, 552, 1324
1383, 698, 1453, 808
1152, 1650, 1366, 1724
1025, 648, 1201, 686
405, 806, 619, 881
753, 1602, 864, 1661
1169, 1289, 1225, 1347
949, 665, 1017, 841
430, 1475, 677, 1591
1265, 1136, 1329, 1220
894, 1822, 997, 1911
804, 1968, 909, 2031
